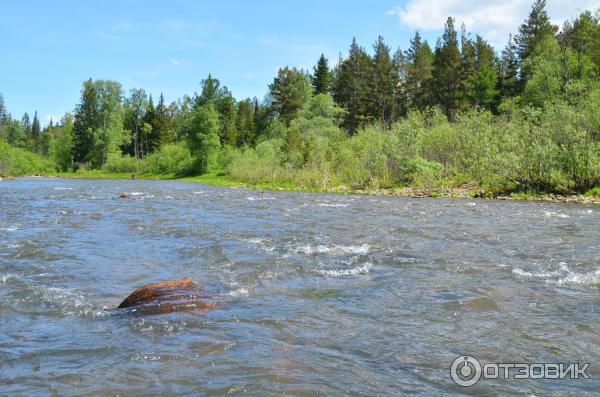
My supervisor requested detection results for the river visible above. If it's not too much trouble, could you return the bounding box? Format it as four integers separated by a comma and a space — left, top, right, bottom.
1, 178, 599, 395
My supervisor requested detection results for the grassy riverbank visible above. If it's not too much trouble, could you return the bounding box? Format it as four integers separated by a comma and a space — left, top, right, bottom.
40, 169, 600, 204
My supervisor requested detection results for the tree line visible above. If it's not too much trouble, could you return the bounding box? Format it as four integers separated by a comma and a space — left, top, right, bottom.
1, 0, 599, 193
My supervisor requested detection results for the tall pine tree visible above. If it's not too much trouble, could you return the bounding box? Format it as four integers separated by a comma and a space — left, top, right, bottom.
236, 98, 255, 146
331, 38, 373, 133
269, 67, 312, 125
312, 54, 332, 94
31, 111, 41, 138
0, 94, 8, 127
405, 31, 434, 111
73, 80, 99, 164
370, 36, 396, 124
514, 0, 558, 87
433, 17, 462, 121
21, 113, 32, 137
498, 34, 520, 98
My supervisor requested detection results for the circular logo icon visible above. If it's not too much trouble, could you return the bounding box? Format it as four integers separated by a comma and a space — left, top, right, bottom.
451, 355, 482, 386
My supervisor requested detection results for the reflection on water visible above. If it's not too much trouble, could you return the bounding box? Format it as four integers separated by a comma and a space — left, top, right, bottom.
0, 177, 599, 395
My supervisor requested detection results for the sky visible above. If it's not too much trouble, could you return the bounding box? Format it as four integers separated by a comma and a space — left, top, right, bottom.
1, 0, 598, 126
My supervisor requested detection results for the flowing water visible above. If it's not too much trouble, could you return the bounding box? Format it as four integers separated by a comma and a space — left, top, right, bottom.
1, 177, 599, 396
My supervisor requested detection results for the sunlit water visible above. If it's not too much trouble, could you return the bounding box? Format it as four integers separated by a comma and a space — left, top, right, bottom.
1, 178, 599, 396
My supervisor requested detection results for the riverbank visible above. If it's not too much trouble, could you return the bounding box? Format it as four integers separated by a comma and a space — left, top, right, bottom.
40, 170, 600, 204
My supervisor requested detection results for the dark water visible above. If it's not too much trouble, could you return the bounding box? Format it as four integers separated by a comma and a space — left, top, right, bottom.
1, 178, 599, 396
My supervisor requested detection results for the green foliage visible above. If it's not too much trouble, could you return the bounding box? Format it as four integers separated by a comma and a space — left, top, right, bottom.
433, 17, 462, 121
4, 3, 600, 199
332, 38, 374, 132
269, 67, 312, 124
50, 115, 75, 172
144, 143, 193, 175
228, 139, 285, 183
101, 153, 140, 173
312, 54, 332, 95
0, 140, 55, 176
184, 103, 221, 173
405, 32, 434, 110
73, 79, 125, 167
515, 0, 559, 86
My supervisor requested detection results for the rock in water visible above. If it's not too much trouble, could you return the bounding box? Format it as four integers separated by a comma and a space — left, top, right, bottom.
118, 277, 215, 314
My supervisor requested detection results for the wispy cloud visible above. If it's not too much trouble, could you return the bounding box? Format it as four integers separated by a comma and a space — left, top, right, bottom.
386, 0, 600, 46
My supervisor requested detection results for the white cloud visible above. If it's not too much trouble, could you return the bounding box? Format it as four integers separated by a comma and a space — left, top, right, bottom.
387, 0, 600, 46
243, 72, 255, 79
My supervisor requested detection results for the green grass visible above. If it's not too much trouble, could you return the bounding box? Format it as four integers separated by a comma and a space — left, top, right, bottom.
585, 186, 600, 197
42, 169, 600, 203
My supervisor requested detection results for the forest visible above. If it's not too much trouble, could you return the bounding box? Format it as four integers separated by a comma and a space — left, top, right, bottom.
1, 0, 599, 196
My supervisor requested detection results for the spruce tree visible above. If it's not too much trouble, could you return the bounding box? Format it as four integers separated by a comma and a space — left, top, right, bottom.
269, 67, 312, 125
31, 111, 41, 137
433, 17, 462, 121
312, 54, 332, 94
371, 36, 396, 124
154, 93, 175, 145
144, 94, 161, 153
405, 31, 434, 110
219, 93, 237, 146
331, 38, 373, 133
196, 74, 223, 107
392, 47, 408, 120
0, 94, 8, 127
459, 25, 476, 109
73, 80, 99, 164
236, 98, 255, 146
515, 0, 558, 86
21, 112, 32, 137
498, 35, 520, 98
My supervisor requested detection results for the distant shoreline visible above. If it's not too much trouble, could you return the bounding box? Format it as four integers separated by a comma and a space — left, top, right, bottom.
12, 172, 600, 205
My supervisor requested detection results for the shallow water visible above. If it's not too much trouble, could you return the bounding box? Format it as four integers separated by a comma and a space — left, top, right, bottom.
1, 177, 599, 396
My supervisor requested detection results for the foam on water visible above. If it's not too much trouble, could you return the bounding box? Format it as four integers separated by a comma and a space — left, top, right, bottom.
295, 243, 370, 255
315, 263, 373, 277
23, 285, 108, 318
512, 262, 600, 286
316, 202, 349, 208
228, 287, 249, 297
1, 273, 22, 283
543, 211, 570, 218
557, 269, 600, 286
247, 196, 276, 201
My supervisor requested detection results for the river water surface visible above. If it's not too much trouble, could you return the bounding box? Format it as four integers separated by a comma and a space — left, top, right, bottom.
1, 178, 599, 396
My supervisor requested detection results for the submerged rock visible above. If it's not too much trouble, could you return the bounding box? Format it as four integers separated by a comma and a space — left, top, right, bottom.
118, 277, 216, 315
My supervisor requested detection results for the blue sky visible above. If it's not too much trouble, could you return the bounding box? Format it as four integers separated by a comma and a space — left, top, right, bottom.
1, 0, 597, 125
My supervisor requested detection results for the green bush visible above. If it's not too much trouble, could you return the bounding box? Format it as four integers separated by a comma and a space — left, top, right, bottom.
144, 143, 193, 175
0, 141, 56, 176
228, 139, 287, 183
101, 153, 140, 173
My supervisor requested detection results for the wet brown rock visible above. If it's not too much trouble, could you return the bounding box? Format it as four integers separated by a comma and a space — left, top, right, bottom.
118, 277, 216, 314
